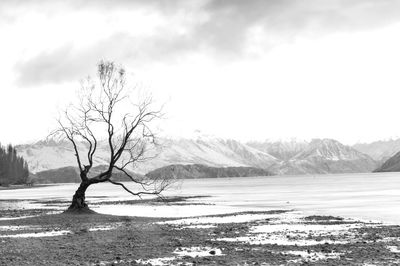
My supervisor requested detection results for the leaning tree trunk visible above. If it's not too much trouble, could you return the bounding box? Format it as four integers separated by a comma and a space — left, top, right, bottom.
66, 181, 93, 213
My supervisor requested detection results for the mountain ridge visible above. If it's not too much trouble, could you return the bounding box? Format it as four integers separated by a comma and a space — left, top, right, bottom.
374, 150, 400, 172
16, 137, 378, 177
146, 164, 273, 180
268, 139, 377, 175
352, 138, 400, 162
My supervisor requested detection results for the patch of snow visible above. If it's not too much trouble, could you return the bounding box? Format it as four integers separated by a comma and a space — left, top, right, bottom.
173, 247, 223, 257
284, 250, 343, 262
96, 256, 177, 266
0, 230, 71, 238
135, 257, 176, 265
159, 213, 286, 225
183, 224, 217, 229
252, 223, 363, 234
88, 223, 121, 232
376, 237, 400, 243
215, 217, 364, 246
217, 234, 348, 246
0, 215, 37, 221
387, 246, 400, 253
0, 225, 31, 231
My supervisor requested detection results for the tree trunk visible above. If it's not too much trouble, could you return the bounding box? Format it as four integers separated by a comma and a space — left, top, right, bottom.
66, 181, 94, 213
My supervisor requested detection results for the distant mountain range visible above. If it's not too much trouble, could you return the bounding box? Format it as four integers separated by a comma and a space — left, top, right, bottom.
374, 153, 400, 172
15, 137, 391, 177
31, 163, 272, 184
247, 139, 309, 161
33, 165, 142, 184
374, 148, 400, 172
352, 139, 400, 162
16, 138, 279, 174
268, 139, 377, 175
146, 164, 273, 180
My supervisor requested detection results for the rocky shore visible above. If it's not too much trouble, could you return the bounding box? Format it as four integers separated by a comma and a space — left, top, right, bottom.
0, 198, 400, 265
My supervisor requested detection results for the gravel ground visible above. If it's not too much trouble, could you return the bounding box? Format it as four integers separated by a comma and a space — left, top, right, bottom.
0, 200, 399, 265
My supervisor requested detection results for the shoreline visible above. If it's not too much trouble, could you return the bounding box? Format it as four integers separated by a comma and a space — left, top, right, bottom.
0, 184, 54, 191
1, 174, 399, 224
1, 198, 400, 265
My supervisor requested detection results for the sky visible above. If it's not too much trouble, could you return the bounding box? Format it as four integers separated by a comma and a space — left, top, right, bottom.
1, 0, 400, 145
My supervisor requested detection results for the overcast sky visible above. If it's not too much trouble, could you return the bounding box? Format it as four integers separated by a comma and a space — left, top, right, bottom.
1, 0, 400, 145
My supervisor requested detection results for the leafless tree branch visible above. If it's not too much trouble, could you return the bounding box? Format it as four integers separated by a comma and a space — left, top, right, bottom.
52, 60, 170, 211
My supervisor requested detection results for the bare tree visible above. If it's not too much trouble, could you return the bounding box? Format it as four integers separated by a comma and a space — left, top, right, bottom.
52, 60, 170, 212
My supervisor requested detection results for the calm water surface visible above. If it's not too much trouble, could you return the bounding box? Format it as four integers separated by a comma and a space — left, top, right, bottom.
0, 172, 399, 223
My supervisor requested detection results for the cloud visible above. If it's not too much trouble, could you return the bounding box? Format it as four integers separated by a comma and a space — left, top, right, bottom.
15, 45, 90, 86
197, 0, 400, 49
0, 0, 186, 15
11, 0, 400, 86
14, 31, 199, 86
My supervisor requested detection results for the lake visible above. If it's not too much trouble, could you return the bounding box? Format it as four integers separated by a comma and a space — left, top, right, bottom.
0, 172, 399, 224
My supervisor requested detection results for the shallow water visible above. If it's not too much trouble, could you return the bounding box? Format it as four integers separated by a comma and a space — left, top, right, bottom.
0, 172, 399, 223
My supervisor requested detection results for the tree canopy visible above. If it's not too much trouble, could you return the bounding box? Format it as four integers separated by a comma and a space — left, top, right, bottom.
0, 143, 29, 186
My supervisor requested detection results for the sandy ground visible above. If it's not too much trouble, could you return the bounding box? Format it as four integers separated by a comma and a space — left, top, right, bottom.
0, 197, 400, 265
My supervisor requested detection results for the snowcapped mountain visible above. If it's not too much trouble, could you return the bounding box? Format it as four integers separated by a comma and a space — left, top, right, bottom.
16, 137, 279, 174
293, 139, 371, 161
247, 139, 309, 160
16, 140, 111, 174
136, 138, 279, 174
16, 137, 377, 176
374, 150, 400, 172
352, 138, 400, 162
270, 139, 377, 175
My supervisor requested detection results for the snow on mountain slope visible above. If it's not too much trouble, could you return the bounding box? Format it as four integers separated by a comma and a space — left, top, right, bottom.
352, 138, 400, 162
16, 140, 110, 173
16, 138, 279, 174
374, 150, 400, 172
247, 139, 308, 160
270, 139, 377, 175
120, 138, 279, 173
293, 139, 371, 161
203, 139, 277, 167
16, 137, 377, 176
